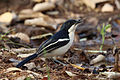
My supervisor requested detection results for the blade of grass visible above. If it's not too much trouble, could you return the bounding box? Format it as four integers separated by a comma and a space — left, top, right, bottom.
100, 24, 111, 50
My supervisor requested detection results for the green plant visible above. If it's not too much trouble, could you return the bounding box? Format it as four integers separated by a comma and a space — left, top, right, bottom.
43, 50, 50, 80
25, 77, 32, 80
0, 29, 15, 49
100, 24, 111, 50
0, 29, 15, 40
47, 65, 50, 80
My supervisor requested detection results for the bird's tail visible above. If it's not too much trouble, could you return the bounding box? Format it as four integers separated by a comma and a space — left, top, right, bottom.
16, 53, 38, 68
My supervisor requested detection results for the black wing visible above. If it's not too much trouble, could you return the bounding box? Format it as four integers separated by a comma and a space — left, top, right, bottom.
16, 30, 70, 68
36, 30, 70, 56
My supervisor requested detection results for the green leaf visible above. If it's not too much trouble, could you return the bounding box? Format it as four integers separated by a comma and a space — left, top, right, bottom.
25, 77, 32, 80
105, 24, 111, 30
100, 24, 111, 50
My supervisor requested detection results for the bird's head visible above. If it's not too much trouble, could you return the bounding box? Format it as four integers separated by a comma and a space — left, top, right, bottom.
60, 19, 82, 33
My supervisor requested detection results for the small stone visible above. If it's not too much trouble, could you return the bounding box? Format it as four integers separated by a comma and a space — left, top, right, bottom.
90, 55, 105, 65
24, 17, 56, 30
8, 32, 30, 43
19, 9, 33, 14
82, 0, 109, 9
18, 11, 48, 20
46, 11, 59, 15
33, 2, 55, 12
101, 3, 114, 12
115, 0, 120, 10
82, 0, 95, 9
16, 76, 26, 80
0, 12, 16, 25
24, 62, 36, 70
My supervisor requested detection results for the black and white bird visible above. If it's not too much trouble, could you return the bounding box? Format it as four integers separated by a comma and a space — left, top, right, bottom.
16, 19, 82, 68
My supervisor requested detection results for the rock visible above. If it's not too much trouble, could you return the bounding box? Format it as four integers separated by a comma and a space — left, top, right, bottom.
90, 55, 105, 65
82, 0, 109, 9
27, 74, 34, 79
115, 0, 120, 10
33, 2, 55, 12
19, 9, 33, 14
0, 12, 17, 25
24, 62, 36, 70
16, 76, 26, 80
8, 32, 30, 43
54, 18, 66, 23
24, 17, 56, 30
18, 9, 49, 20
0, 23, 9, 33
101, 3, 114, 12
46, 11, 59, 15
101, 72, 120, 79
15, 33, 30, 43
82, 0, 95, 9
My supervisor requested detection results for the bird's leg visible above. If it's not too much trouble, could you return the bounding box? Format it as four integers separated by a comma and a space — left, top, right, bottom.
52, 57, 67, 66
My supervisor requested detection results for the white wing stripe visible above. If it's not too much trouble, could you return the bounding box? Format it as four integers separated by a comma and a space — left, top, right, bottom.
58, 38, 69, 41
37, 38, 69, 54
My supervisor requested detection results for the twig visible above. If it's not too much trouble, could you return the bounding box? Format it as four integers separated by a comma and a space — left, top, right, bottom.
74, 48, 107, 53
12, 48, 36, 54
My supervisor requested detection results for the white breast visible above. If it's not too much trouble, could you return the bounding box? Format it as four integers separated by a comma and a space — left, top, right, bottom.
43, 32, 74, 57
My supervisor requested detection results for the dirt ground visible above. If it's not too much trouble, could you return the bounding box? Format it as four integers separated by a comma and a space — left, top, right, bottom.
0, 0, 120, 80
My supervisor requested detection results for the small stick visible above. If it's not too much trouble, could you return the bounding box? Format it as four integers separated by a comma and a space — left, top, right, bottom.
74, 48, 107, 53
